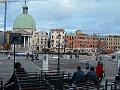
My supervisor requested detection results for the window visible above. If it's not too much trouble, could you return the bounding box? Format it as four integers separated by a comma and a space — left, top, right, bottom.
31, 31, 33, 35
56, 41, 58, 43
37, 38, 39, 43
72, 36, 74, 39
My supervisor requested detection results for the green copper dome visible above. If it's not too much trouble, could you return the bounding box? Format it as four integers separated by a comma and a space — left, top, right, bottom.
13, 3, 36, 30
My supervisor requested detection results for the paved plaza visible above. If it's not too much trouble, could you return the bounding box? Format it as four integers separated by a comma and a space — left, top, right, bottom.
33, 54, 118, 77
0, 53, 118, 85
0, 54, 42, 84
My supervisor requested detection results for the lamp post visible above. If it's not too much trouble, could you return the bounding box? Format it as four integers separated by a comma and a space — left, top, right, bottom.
57, 33, 61, 73
64, 34, 66, 53
72, 41, 73, 53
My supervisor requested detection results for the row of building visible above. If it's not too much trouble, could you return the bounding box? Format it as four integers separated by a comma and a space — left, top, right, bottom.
0, 3, 120, 54
49, 29, 120, 54
1, 29, 120, 54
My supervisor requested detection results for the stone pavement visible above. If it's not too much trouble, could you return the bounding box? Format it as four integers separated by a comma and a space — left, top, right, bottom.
33, 54, 118, 77
0, 54, 42, 84
0, 54, 118, 90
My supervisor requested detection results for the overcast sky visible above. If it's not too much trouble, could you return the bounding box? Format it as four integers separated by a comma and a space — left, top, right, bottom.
0, 0, 120, 34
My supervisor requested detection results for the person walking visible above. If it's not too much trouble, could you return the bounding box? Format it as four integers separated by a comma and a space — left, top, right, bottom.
8, 53, 10, 60
85, 61, 90, 70
96, 61, 104, 83
26, 52, 29, 60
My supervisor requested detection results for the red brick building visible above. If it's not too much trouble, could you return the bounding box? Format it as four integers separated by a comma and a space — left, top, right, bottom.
65, 30, 106, 54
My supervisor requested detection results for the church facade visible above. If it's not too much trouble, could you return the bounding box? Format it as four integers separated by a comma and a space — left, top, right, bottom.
12, 3, 48, 52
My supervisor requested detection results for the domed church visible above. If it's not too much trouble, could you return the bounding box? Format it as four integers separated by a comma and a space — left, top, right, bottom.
13, 3, 36, 52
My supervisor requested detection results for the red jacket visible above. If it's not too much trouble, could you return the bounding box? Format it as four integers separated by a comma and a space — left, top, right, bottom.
96, 64, 103, 77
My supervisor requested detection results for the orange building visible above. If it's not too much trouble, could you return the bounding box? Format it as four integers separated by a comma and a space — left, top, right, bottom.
65, 30, 106, 54
97, 40, 107, 54
64, 33, 74, 52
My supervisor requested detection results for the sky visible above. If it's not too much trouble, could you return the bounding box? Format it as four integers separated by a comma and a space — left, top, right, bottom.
0, 0, 120, 34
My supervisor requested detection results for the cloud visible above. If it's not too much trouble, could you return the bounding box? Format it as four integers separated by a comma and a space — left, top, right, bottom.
0, 0, 120, 34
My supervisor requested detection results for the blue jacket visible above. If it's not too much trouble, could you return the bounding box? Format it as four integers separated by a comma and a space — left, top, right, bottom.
85, 71, 98, 84
71, 70, 85, 84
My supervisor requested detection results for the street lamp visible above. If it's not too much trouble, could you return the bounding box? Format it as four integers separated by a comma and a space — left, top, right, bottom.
64, 34, 66, 53
57, 33, 61, 73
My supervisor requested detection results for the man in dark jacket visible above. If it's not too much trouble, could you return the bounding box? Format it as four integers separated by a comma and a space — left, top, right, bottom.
70, 66, 85, 84
86, 67, 98, 85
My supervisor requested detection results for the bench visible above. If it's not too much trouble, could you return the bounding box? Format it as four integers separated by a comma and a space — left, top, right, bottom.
41, 70, 71, 90
85, 79, 104, 90
65, 78, 104, 90
110, 80, 120, 90
0, 78, 3, 90
105, 77, 117, 90
16, 72, 51, 90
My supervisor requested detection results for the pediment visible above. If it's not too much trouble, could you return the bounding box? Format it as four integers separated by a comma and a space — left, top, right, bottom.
15, 30, 31, 35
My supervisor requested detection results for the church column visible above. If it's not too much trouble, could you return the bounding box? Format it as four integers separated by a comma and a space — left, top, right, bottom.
29, 37, 31, 47
24, 36, 25, 47
29, 37, 30, 47
30, 37, 32, 51
28, 36, 29, 47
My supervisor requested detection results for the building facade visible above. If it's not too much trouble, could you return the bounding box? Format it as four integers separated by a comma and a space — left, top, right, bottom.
0, 31, 4, 49
65, 30, 100, 54
11, 3, 47, 52
98, 35, 120, 53
35, 31, 49, 52
64, 33, 74, 53
13, 3, 36, 52
50, 29, 65, 52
